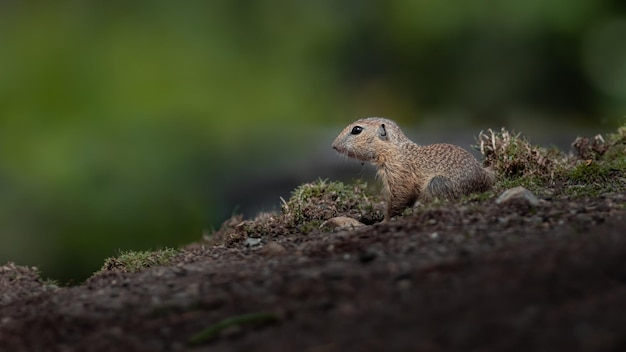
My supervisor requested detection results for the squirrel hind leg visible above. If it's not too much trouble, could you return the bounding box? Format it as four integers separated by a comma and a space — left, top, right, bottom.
423, 175, 458, 201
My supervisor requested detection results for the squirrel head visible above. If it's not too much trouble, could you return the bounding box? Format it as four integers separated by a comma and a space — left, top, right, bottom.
332, 117, 409, 166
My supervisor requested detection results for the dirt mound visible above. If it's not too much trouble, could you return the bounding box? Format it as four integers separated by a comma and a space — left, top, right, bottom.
1, 191, 625, 351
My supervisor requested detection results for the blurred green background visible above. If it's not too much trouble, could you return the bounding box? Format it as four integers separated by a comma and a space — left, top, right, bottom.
1, 0, 625, 282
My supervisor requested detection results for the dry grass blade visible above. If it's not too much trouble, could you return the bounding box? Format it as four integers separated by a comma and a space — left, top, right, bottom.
476, 128, 565, 180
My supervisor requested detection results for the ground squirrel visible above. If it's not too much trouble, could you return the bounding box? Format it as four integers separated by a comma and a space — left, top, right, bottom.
332, 117, 495, 220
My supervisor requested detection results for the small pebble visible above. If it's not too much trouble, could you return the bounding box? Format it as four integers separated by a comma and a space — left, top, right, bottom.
321, 216, 366, 229
496, 186, 540, 207
244, 237, 262, 247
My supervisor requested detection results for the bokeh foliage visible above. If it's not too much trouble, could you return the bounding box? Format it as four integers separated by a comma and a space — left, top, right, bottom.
0, 0, 624, 281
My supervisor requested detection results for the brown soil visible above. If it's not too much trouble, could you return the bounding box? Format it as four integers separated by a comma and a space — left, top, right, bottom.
1, 191, 626, 351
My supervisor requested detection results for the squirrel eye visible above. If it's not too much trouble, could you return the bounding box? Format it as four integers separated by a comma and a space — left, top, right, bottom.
350, 126, 363, 135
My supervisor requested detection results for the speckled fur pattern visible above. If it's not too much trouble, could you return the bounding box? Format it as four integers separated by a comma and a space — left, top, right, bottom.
333, 117, 495, 220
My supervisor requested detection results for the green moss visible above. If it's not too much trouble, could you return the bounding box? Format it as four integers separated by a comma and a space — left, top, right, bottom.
568, 161, 610, 183
476, 122, 626, 198
99, 247, 179, 274
282, 178, 383, 228
559, 159, 625, 197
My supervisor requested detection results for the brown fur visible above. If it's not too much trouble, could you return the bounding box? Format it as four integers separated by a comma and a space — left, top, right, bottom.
332, 117, 495, 220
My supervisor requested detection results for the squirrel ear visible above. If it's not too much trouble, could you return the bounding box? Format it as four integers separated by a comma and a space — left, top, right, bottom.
378, 123, 388, 140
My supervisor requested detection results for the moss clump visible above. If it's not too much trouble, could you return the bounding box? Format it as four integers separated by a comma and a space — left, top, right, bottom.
568, 161, 612, 183
207, 179, 383, 245
559, 123, 626, 196
477, 128, 566, 182
99, 247, 179, 273
476, 122, 626, 197
571, 125, 626, 163
282, 178, 383, 228
570, 125, 626, 189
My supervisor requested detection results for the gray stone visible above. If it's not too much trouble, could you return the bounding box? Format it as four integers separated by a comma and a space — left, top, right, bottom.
244, 237, 262, 247
496, 186, 540, 207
